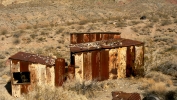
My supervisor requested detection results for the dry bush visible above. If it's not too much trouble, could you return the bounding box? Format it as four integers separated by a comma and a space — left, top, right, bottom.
1, 30, 8, 35
161, 20, 172, 26
116, 22, 127, 27
152, 61, 177, 77
24, 85, 87, 100
13, 39, 21, 45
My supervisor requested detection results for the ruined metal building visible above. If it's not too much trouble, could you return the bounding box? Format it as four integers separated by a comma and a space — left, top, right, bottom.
70, 32, 144, 82
9, 32, 144, 97
9, 52, 65, 97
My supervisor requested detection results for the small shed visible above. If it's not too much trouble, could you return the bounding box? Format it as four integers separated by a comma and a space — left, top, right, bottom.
9, 52, 65, 97
70, 32, 144, 82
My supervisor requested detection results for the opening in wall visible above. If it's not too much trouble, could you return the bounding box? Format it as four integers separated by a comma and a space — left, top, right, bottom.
12, 72, 30, 84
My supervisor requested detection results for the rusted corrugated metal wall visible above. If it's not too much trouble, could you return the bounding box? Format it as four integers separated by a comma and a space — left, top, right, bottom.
70, 32, 144, 82
10, 52, 66, 97
55, 58, 65, 86
70, 32, 121, 44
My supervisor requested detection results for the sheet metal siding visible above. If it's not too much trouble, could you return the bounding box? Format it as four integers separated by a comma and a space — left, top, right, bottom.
112, 91, 141, 100
55, 58, 65, 86
11, 60, 21, 97
75, 53, 83, 82
109, 49, 118, 79
68, 65, 75, 80
46, 65, 55, 86
83, 34, 90, 43
134, 46, 144, 76
126, 46, 135, 77
100, 50, 109, 81
70, 33, 121, 44
28, 64, 37, 91
20, 61, 29, 94
83, 52, 92, 80
118, 47, 127, 78
91, 51, 100, 81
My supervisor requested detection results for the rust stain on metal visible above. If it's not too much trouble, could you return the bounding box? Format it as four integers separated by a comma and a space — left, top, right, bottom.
11, 60, 20, 97
67, 65, 75, 80
109, 49, 118, 79
46, 65, 55, 86
77, 34, 83, 43
117, 47, 127, 78
74, 53, 83, 82
20, 61, 29, 94
28, 64, 37, 91
9, 52, 55, 66
134, 46, 144, 76
126, 46, 135, 77
83, 52, 92, 80
70, 34, 77, 44
83, 34, 90, 42
101, 34, 109, 40
112, 91, 141, 100
100, 50, 109, 81
91, 51, 100, 81
55, 58, 65, 86
70, 38, 144, 53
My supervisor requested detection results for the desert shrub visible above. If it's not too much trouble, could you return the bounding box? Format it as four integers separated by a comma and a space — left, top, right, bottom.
24, 85, 87, 100
13, 39, 21, 45
174, 19, 177, 23
13, 32, 23, 38
40, 31, 49, 36
37, 37, 46, 42
161, 20, 172, 26
152, 61, 177, 77
30, 34, 38, 39
1, 30, 8, 35
56, 28, 65, 34
131, 21, 141, 25
116, 22, 127, 27
79, 20, 89, 25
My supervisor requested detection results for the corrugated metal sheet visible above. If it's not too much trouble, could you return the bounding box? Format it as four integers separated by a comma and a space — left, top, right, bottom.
83, 52, 92, 80
67, 65, 75, 80
70, 38, 144, 53
91, 50, 100, 81
9, 52, 55, 66
109, 49, 118, 79
134, 46, 144, 76
112, 91, 141, 100
126, 46, 135, 77
11, 60, 20, 97
100, 50, 109, 81
70, 32, 121, 44
74, 53, 83, 82
117, 47, 127, 78
55, 58, 65, 86
20, 61, 29, 94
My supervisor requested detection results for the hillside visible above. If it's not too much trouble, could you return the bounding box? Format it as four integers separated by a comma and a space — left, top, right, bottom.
0, 0, 177, 99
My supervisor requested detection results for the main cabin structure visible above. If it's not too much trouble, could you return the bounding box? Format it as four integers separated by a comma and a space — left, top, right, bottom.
70, 32, 144, 82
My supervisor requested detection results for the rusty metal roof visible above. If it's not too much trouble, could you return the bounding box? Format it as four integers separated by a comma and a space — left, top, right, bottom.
70, 38, 144, 53
9, 52, 56, 66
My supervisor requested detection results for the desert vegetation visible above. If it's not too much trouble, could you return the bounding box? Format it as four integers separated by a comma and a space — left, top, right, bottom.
0, 0, 177, 99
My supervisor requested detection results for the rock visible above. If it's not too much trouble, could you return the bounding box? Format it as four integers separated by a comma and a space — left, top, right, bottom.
140, 16, 146, 20
1, 75, 10, 82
